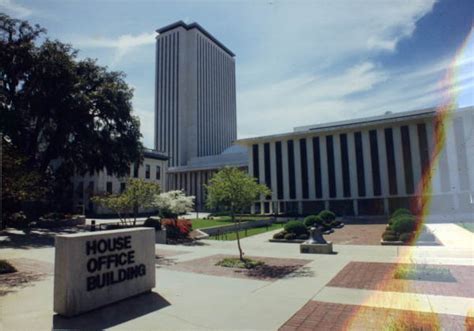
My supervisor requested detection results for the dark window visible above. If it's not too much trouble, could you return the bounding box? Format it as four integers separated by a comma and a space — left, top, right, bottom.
401, 126, 414, 194
453, 118, 469, 190
326, 135, 336, 198
145, 164, 150, 179
417, 123, 430, 178
156, 165, 161, 180
287, 140, 296, 199
252, 144, 260, 181
339, 134, 351, 197
264, 143, 272, 198
87, 181, 94, 194
133, 163, 139, 178
369, 130, 382, 196
120, 183, 126, 193
77, 182, 84, 199
106, 182, 113, 194
300, 139, 309, 199
354, 132, 366, 196
384, 128, 398, 195
276, 141, 284, 200
312, 137, 322, 198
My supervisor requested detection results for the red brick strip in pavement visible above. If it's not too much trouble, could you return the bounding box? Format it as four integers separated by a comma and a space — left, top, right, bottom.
326, 261, 474, 298
279, 301, 473, 331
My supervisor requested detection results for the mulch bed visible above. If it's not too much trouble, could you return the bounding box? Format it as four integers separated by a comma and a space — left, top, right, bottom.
324, 224, 387, 245
327, 261, 474, 298
279, 301, 472, 331
0, 258, 54, 296
165, 254, 313, 281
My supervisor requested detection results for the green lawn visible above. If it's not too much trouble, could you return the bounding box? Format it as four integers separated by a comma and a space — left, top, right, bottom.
190, 215, 272, 230
458, 222, 474, 233
209, 223, 284, 241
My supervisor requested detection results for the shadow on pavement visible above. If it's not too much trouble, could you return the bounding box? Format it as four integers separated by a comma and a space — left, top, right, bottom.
0, 228, 80, 249
52, 291, 170, 329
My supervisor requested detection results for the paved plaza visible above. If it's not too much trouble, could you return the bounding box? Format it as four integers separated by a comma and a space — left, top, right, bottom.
0, 222, 473, 330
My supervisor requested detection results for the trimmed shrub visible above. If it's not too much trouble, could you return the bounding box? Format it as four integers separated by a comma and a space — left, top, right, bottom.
318, 210, 336, 223
143, 217, 162, 231
304, 215, 321, 228
42, 212, 66, 220
298, 233, 309, 240
7, 211, 29, 228
284, 233, 297, 240
284, 221, 308, 236
399, 232, 412, 243
331, 220, 342, 227
382, 233, 399, 242
391, 215, 417, 234
391, 208, 412, 218
273, 231, 286, 239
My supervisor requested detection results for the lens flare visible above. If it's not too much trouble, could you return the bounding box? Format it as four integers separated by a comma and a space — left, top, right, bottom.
345, 26, 473, 330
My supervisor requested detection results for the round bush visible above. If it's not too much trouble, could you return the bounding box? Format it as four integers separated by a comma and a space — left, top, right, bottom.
304, 215, 322, 227
298, 233, 309, 240
318, 210, 336, 222
143, 217, 162, 230
284, 221, 308, 236
284, 233, 297, 240
399, 232, 412, 243
331, 220, 341, 227
273, 231, 286, 239
382, 233, 399, 242
383, 229, 397, 236
391, 208, 412, 219
390, 215, 416, 234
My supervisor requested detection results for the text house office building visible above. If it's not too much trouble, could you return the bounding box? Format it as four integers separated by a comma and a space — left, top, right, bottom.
237, 107, 474, 216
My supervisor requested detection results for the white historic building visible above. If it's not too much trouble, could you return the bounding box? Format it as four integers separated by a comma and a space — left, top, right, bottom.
237, 107, 474, 216
72, 149, 168, 215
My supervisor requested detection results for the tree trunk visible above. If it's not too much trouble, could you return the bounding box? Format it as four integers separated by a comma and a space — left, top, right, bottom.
233, 210, 244, 261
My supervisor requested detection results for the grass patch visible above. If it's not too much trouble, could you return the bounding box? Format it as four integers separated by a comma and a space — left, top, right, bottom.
384, 316, 441, 331
215, 257, 264, 269
0, 260, 17, 274
209, 223, 284, 240
394, 265, 455, 282
457, 222, 474, 233
190, 217, 234, 229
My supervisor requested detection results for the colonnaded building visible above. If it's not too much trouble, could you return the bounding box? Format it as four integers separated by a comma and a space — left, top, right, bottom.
155, 21, 473, 215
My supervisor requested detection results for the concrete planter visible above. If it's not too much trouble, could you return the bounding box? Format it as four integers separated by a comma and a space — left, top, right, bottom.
154, 229, 167, 244
268, 239, 306, 244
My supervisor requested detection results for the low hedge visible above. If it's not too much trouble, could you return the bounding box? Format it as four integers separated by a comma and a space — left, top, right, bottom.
284, 221, 308, 236
303, 215, 322, 227
284, 233, 297, 240
318, 210, 336, 222
390, 215, 416, 234
143, 217, 162, 231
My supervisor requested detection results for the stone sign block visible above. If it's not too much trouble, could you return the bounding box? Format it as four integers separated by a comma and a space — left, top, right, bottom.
54, 228, 156, 317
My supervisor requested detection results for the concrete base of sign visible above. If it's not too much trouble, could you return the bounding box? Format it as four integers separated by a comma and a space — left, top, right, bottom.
54, 228, 156, 317
300, 241, 333, 254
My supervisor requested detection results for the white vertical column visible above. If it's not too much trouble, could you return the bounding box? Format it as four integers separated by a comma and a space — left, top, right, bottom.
362, 131, 374, 197
445, 119, 459, 209
392, 126, 406, 195
307, 137, 316, 200
270, 142, 278, 201
409, 124, 422, 195
347, 132, 359, 214
282, 140, 290, 200
333, 134, 343, 199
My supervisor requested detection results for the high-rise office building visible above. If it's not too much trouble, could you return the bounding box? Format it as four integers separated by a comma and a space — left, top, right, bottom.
155, 21, 237, 167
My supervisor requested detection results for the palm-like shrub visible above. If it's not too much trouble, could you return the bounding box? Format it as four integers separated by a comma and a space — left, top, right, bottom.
318, 210, 336, 223
304, 215, 322, 227
390, 215, 417, 234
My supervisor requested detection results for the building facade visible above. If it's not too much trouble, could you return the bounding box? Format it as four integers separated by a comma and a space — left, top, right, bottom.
237, 107, 474, 216
155, 21, 237, 167
72, 149, 168, 215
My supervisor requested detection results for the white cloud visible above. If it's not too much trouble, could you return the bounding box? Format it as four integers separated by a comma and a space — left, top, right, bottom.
74, 32, 156, 66
0, 0, 32, 18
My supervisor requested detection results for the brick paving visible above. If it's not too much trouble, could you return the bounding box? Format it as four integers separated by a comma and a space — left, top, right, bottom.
165, 254, 312, 281
279, 301, 473, 331
327, 261, 474, 298
324, 224, 387, 245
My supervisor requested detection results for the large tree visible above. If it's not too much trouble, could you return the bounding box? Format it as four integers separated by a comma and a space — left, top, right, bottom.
0, 14, 143, 212
206, 167, 270, 261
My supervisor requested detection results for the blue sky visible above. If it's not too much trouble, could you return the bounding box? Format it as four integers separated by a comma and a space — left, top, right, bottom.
1, 0, 473, 148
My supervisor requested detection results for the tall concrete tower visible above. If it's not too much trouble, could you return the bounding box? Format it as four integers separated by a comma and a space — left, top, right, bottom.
154, 21, 237, 167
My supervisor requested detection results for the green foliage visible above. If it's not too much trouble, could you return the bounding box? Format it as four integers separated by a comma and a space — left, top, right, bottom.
143, 217, 162, 231
216, 257, 264, 269
303, 215, 322, 227
382, 232, 399, 242
0, 14, 143, 214
92, 179, 160, 225
0, 260, 17, 274
273, 231, 286, 239
390, 215, 417, 234
284, 233, 297, 240
205, 167, 271, 260
298, 233, 309, 240
391, 208, 412, 219
318, 210, 336, 222
399, 232, 412, 243
284, 221, 308, 236
394, 265, 454, 282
